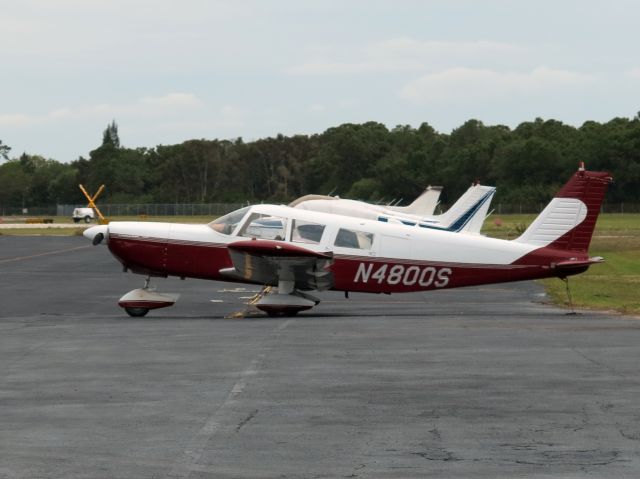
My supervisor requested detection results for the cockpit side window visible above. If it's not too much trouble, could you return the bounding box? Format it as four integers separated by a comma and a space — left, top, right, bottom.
238, 213, 287, 240
291, 220, 326, 244
208, 206, 250, 235
334, 228, 374, 250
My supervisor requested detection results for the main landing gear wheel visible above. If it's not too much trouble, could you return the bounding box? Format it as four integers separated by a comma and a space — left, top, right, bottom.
253, 287, 320, 317
125, 307, 150, 317
257, 305, 309, 317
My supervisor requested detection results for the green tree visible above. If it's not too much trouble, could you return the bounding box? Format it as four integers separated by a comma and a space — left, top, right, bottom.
6, 115, 640, 208
102, 120, 120, 148
308, 122, 390, 196
81, 144, 147, 203
0, 154, 79, 206
492, 137, 565, 203
577, 118, 640, 202
0, 160, 31, 208
0, 140, 10, 161
434, 120, 509, 204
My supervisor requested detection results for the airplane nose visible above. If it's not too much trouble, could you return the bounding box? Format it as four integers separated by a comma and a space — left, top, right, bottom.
84, 225, 109, 245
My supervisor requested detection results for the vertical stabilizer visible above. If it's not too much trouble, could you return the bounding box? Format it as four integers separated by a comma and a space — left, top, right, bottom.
389, 186, 442, 216
459, 188, 496, 235
433, 184, 495, 231
515, 166, 612, 252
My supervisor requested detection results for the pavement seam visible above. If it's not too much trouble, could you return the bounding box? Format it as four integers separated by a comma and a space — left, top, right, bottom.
165, 318, 293, 479
0, 245, 91, 264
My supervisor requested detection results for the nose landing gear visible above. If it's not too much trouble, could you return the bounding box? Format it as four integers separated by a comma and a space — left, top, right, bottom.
118, 276, 180, 317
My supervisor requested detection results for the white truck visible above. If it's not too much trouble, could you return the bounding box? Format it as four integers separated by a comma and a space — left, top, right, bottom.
72, 207, 95, 223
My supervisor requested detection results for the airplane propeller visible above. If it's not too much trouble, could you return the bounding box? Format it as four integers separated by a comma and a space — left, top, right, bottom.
83, 225, 108, 245
92, 232, 105, 245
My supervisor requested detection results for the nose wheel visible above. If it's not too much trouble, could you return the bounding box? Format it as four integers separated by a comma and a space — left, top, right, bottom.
124, 307, 150, 317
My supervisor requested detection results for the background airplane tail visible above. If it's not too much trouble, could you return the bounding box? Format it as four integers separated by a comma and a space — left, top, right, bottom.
435, 184, 495, 230
390, 186, 442, 216
515, 165, 612, 253
459, 188, 495, 235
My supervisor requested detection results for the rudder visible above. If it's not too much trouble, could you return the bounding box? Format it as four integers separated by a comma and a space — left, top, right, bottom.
515, 165, 612, 253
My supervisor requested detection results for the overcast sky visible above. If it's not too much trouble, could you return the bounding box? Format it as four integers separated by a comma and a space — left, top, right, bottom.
1, 0, 639, 161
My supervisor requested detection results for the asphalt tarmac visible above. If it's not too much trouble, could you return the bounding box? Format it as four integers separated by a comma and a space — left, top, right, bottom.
1, 236, 640, 478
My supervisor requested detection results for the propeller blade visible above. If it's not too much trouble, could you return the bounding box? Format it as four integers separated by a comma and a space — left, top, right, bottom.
92, 232, 104, 245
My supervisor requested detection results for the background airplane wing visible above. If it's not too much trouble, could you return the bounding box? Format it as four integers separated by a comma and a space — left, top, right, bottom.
219, 240, 334, 291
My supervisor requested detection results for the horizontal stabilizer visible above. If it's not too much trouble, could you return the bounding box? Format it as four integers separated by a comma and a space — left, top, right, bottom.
553, 257, 604, 270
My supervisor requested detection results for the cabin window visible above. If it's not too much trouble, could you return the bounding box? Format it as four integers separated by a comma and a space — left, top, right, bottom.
208, 206, 250, 235
238, 213, 287, 240
334, 228, 374, 250
291, 220, 326, 244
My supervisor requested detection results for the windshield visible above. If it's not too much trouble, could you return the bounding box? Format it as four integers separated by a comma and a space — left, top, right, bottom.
208, 206, 250, 235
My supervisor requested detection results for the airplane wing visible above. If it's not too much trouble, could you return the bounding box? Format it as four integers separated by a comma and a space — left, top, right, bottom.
219, 240, 334, 291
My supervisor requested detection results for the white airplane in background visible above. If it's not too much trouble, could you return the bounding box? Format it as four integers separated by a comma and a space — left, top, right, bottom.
84, 164, 611, 318
293, 183, 496, 235
290, 185, 442, 217
225, 186, 444, 242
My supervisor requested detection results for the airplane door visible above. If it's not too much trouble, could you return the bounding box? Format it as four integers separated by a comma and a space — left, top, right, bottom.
379, 233, 411, 258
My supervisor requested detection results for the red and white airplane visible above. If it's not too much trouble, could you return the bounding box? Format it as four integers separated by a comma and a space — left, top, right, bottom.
84, 164, 611, 317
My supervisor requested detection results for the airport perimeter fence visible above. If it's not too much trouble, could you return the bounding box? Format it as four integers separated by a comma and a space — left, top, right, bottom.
1, 202, 640, 219
55, 203, 247, 217
501, 203, 640, 214
437, 202, 640, 215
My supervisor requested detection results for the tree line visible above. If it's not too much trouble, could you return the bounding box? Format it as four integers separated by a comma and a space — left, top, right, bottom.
1, 117, 639, 210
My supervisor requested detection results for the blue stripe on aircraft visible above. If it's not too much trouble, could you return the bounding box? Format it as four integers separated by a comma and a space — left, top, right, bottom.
422, 189, 495, 232
378, 188, 495, 233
